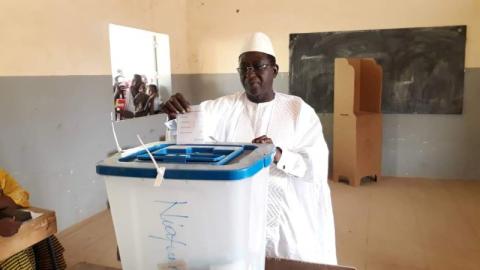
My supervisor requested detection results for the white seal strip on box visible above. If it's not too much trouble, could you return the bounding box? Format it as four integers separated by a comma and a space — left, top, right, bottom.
111, 112, 123, 153
136, 134, 165, 187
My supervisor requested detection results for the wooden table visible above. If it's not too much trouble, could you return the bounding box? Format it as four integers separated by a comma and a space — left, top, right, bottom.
266, 257, 356, 270
0, 207, 57, 263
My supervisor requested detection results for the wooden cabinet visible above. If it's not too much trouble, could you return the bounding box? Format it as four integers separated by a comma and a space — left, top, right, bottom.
333, 58, 383, 186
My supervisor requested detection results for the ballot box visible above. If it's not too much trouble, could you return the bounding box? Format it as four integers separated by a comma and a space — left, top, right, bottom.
97, 142, 275, 270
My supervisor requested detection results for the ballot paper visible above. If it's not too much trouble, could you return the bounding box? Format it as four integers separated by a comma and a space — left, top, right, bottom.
176, 105, 206, 144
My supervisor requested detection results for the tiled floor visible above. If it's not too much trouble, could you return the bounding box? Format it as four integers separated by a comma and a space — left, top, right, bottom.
59, 177, 480, 270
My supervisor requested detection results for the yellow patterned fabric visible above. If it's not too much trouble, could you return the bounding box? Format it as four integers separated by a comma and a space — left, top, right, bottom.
0, 168, 30, 208
33, 236, 67, 270
0, 248, 36, 270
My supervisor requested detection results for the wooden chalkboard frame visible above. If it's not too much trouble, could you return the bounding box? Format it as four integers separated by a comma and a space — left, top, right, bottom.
289, 25, 466, 114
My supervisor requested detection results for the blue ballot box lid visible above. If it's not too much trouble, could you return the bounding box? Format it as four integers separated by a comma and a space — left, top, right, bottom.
96, 143, 275, 181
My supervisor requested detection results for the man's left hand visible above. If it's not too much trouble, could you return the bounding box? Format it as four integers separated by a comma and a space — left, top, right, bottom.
0, 194, 17, 210
252, 135, 282, 163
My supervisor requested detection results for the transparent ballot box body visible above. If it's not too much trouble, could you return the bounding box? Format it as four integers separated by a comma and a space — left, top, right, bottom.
96, 143, 274, 270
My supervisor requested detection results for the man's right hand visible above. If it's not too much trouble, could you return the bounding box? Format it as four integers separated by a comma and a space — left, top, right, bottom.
0, 217, 22, 237
161, 93, 191, 118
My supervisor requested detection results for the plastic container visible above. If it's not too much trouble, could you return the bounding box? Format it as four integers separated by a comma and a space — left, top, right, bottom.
96, 142, 274, 270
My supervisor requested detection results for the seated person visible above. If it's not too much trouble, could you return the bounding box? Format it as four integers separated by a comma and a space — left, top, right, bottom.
0, 168, 66, 270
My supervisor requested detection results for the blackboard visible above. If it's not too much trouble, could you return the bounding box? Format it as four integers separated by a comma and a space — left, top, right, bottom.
289, 26, 466, 114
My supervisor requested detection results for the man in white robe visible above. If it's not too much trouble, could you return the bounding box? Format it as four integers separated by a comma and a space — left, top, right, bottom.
162, 32, 337, 264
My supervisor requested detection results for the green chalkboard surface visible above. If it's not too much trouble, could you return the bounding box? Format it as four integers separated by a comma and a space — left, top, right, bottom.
289, 26, 466, 114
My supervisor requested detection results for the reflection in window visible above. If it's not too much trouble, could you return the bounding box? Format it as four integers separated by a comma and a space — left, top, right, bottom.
109, 24, 171, 120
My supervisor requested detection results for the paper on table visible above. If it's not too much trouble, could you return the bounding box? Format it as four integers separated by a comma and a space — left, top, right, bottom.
176, 105, 206, 144
19, 209, 43, 219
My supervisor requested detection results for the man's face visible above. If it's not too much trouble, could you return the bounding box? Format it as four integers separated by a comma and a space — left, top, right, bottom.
238, 52, 278, 102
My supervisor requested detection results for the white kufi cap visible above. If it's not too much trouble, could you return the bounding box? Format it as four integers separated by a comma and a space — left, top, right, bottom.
240, 32, 276, 58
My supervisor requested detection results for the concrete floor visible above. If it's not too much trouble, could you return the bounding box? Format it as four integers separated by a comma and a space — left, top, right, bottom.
58, 177, 480, 270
